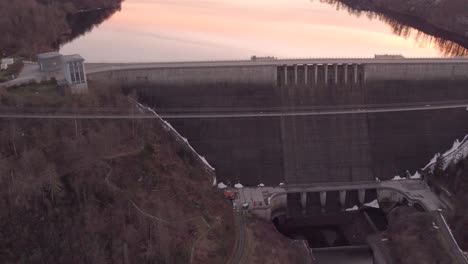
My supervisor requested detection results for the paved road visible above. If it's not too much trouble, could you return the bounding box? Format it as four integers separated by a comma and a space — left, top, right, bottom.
0, 63, 43, 88
228, 211, 247, 264
0, 100, 467, 119
433, 212, 468, 264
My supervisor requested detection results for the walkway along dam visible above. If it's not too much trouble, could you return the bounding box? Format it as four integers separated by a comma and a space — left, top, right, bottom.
87, 56, 468, 186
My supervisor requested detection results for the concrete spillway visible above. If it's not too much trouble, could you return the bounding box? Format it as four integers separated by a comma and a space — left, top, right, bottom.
87, 57, 468, 185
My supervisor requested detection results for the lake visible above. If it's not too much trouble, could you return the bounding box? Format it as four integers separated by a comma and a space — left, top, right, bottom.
61, 0, 457, 62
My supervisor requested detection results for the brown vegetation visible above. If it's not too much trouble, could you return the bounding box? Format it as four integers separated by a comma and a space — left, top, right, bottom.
242, 217, 312, 264
0, 0, 122, 58
0, 80, 313, 263
320, 0, 468, 56
384, 206, 457, 264
0, 59, 24, 83
428, 158, 468, 251
0, 81, 235, 263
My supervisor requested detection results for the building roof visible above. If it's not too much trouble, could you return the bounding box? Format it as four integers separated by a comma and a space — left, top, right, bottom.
37, 52, 62, 60
62, 54, 84, 62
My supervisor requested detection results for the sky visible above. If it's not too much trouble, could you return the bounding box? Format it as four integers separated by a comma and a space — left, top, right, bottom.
61, 0, 443, 62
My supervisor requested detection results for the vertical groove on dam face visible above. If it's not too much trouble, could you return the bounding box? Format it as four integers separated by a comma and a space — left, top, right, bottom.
116, 62, 468, 186
281, 114, 373, 184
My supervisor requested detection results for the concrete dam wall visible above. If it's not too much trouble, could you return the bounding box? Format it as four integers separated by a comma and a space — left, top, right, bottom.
88, 65, 277, 86
87, 58, 468, 185
87, 57, 468, 87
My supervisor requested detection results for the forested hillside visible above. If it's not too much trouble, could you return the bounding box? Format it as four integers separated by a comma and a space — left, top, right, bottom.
0, 82, 235, 263
429, 158, 468, 251
0, 0, 123, 58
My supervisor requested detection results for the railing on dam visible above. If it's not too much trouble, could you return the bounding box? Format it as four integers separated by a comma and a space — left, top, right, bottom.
86, 56, 468, 88
85, 56, 468, 73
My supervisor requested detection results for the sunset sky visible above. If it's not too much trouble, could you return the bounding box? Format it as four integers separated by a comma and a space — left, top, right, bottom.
61, 0, 443, 62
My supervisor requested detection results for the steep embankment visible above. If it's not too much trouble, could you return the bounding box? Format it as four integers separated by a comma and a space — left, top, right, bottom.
242, 218, 313, 264
0, 0, 123, 57
383, 207, 458, 264
0, 81, 310, 263
428, 156, 468, 251
0, 82, 235, 263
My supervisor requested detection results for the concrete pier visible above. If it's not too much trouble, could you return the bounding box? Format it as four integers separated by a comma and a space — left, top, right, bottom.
334, 64, 338, 84
304, 65, 308, 85
344, 64, 348, 84
324, 64, 328, 84
320, 191, 327, 209
358, 190, 366, 204
294, 65, 298, 85
301, 192, 307, 213
339, 190, 347, 208
354, 64, 358, 84
314, 64, 318, 84
284, 65, 288, 86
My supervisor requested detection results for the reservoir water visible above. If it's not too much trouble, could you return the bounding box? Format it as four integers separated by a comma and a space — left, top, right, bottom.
60, 0, 462, 62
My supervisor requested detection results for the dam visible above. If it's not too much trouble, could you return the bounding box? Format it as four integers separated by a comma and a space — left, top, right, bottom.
87, 56, 468, 186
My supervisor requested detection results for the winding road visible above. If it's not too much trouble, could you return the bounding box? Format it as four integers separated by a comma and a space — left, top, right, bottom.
228, 211, 247, 264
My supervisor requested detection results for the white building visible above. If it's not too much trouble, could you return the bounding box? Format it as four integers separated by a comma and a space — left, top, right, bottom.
62, 55, 88, 93
1, 58, 14, 70
37, 52, 88, 93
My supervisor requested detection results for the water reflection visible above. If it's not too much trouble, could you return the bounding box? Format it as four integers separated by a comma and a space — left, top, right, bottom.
319, 0, 468, 56
61, 0, 466, 62
63, 7, 122, 49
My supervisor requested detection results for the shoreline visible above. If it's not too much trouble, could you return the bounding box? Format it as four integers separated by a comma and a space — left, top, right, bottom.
328, 0, 468, 56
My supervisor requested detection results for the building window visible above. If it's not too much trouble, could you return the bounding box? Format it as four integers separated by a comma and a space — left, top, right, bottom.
69, 63, 76, 83
78, 63, 85, 83
68, 61, 86, 84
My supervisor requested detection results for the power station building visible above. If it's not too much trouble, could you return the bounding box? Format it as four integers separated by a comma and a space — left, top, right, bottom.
37, 52, 88, 93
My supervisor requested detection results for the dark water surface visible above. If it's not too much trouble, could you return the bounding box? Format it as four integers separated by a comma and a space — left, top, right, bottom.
61, 0, 467, 62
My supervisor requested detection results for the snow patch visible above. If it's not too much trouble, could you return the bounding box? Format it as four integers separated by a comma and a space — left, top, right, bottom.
364, 199, 380, 208
279, 182, 285, 186
391, 175, 405, 181
217, 182, 227, 189
410, 172, 422, 179
258, 183, 265, 187
443, 139, 461, 156
423, 135, 468, 172
432, 222, 439, 229
137, 103, 216, 172
212, 176, 217, 187
345, 205, 359, 211
200, 156, 215, 171
234, 183, 244, 189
